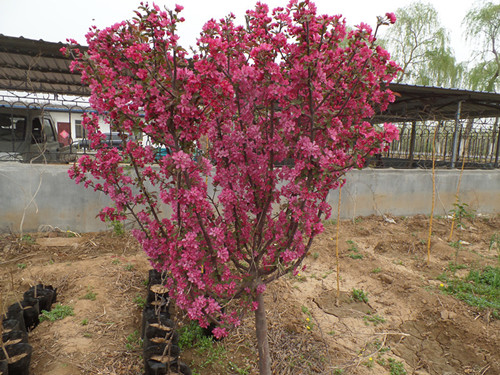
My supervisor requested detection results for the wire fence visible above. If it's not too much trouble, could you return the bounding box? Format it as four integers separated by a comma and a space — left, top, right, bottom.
373, 117, 500, 169
1, 94, 499, 169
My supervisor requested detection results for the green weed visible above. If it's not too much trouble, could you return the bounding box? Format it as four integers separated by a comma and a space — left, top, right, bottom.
108, 219, 125, 236
178, 321, 227, 369
301, 305, 314, 331
17, 263, 27, 269
81, 287, 97, 301
371, 267, 382, 274
489, 233, 500, 251
21, 234, 35, 244
133, 295, 146, 309
124, 263, 134, 271
388, 358, 407, 375
352, 288, 368, 303
40, 304, 74, 322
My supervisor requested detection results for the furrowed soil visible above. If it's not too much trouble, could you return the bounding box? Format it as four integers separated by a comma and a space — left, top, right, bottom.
0, 215, 499, 375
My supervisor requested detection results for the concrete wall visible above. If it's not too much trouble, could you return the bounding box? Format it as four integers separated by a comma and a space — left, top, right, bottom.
0, 162, 498, 233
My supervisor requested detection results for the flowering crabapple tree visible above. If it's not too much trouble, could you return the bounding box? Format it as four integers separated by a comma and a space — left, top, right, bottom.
64, 1, 398, 373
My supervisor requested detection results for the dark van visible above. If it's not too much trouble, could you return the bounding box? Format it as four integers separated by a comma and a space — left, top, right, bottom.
0, 107, 75, 163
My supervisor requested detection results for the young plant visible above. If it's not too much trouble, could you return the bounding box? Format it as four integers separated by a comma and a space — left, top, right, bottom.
65, 2, 399, 373
352, 288, 369, 303
449, 201, 475, 229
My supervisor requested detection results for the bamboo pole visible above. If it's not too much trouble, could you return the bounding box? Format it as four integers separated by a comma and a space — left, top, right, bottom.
449, 128, 472, 241
335, 185, 342, 300
426, 123, 439, 265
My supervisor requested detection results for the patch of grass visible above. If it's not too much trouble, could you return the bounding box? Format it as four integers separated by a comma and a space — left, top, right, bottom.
388, 358, 407, 375
124, 263, 134, 271
21, 234, 35, 244
441, 266, 500, 319
363, 313, 386, 326
352, 288, 368, 303
107, 218, 125, 236
179, 321, 206, 350
371, 267, 382, 274
228, 361, 251, 375
178, 321, 227, 369
125, 330, 142, 351
489, 233, 499, 251
81, 319, 88, 326
321, 270, 334, 279
322, 219, 337, 226
363, 357, 374, 368
17, 263, 27, 269
295, 272, 307, 282
81, 287, 97, 301
347, 240, 363, 259
447, 262, 468, 273
40, 304, 74, 322
301, 305, 314, 331
65, 230, 77, 237
312, 252, 319, 260
133, 294, 146, 309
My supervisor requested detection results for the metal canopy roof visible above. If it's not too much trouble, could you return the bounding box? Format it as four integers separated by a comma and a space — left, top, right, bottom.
375, 83, 500, 122
0, 34, 89, 97
0, 35, 499, 120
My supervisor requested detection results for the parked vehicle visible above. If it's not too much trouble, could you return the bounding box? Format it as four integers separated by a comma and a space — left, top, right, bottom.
78, 132, 135, 150
0, 107, 75, 163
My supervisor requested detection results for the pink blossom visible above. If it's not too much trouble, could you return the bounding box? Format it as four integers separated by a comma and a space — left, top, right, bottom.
66, 0, 399, 336
385, 12, 397, 24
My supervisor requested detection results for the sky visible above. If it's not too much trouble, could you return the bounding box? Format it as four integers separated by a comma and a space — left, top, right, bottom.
0, 0, 478, 62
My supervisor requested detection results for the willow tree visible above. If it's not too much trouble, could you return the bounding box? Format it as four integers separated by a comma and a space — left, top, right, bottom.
381, 2, 464, 87
463, 1, 500, 92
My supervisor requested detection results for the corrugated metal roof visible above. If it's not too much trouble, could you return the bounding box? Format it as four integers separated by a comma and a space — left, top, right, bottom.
376, 83, 500, 122
0, 34, 89, 96
0, 35, 499, 121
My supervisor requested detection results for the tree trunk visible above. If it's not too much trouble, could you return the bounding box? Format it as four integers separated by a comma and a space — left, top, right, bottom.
255, 291, 271, 375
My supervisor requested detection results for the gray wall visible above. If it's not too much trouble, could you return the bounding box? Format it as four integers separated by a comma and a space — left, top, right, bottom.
0, 162, 498, 233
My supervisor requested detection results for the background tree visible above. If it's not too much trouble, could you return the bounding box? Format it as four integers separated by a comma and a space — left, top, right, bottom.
381, 2, 464, 87
463, 1, 500, 92
65, 2, 399, 373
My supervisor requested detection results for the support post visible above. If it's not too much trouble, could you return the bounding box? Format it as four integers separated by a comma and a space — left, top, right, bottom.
450, 101, 463, 168
407, 121, 417, 168
494, 117, 500, 168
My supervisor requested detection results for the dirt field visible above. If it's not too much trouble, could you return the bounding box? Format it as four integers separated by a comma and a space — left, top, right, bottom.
1, 214, 499, 375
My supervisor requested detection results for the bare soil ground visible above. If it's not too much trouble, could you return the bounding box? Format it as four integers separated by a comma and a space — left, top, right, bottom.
1, 215, 499, 375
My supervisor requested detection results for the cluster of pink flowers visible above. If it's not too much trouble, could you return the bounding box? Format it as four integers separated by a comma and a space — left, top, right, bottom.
65, 0, 399, 337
